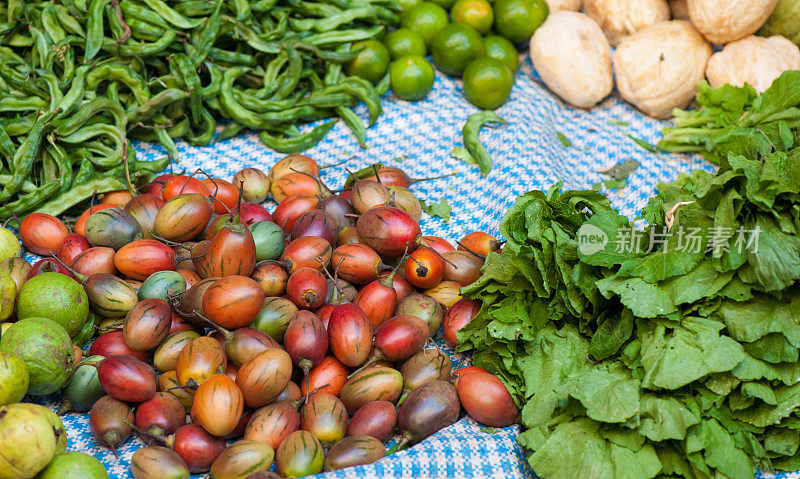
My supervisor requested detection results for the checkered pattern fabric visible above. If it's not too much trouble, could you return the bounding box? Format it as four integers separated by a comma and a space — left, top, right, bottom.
30, 53, 789, 479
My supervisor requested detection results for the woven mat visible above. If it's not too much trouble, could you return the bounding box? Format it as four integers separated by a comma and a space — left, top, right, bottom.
31, 51, 785, 479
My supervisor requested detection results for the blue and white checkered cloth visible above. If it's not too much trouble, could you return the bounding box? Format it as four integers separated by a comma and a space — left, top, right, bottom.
33, 52, 792, 479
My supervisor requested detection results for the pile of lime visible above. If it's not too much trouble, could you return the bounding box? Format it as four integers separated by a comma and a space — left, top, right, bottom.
344, 0, 548, 109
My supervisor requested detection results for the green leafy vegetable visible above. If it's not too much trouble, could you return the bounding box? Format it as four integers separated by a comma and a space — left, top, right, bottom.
625, 134, 657, 153
460, 76, 800, 478
598, 160, 641, 181
420, 198, 451, 222
556, 132, 572, 147
658, 70, 800, 165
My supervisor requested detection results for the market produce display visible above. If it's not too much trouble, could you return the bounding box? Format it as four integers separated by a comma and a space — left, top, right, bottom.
3, 0, 800, 476
458, 71, 800, 478
0, 156, 526, 478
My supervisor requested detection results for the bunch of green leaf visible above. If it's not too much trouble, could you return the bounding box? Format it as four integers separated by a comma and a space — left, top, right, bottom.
658, 70, 800, 165
459, 145, 800, 477
457, 183, 628, 400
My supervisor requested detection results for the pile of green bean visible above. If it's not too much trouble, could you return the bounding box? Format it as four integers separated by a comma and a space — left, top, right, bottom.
0, 0, 398, 219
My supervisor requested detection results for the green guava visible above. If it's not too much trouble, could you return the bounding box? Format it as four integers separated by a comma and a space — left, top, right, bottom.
36, 452, 108, 479
15, 273, 89, 337
14, 403, 68, 453
0, 403, 59, 479
0, 352, 29, 406
0, 318, 74, 396
0, 227, 20, 262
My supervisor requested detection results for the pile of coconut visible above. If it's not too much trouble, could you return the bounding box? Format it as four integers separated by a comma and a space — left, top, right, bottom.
531, 0, 800, 118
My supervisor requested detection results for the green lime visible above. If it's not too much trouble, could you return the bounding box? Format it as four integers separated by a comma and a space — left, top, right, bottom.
390, 55, 435, 101
463, 57, 514, 109
385, 28, 427, 59
428, 0, 456, 9
345, 40, 391, 83
398, 0, 423, 10
493, 0, 548, 43
400, 2, 449, 48
451, 0, 495, 34
483, 34, 519, 73
431, 23, 485, 77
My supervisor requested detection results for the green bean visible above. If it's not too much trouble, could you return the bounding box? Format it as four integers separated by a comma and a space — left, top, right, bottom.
272, 46, 302, 100
34, 69, 65, 112
33, 176, 128, 217
53, 5, 87, 37
174, 1, 218, 16
233, 90, 296, 113
0, 182, 62, 220
215, 121, 246, 143
1, 114, 35, 137
297, 93, 356, 108
207, 47, 256, 66
376, 72, 390, 96
0, 175, 37, 194
199, 62, 223, 99
225, 20, 281, 54
288, 0, 342, 18
0, 111, 51, 203
72, 155, 96, 184
462, 110, 506, 176
127, 88, 189, 123
154, 127, 178, 159
105, 29, 178, 57
258, 120, 336, 153
56, 65, 90, 118
142, 0, 204, 28
305, 25, 383, 47
0, 62, 48, 98
189, 0, 223, 67
294, 43, 358, 63
86, 63, 150, 105
41, 5, 67, 43
0, 125, 15, 160
0, 97, 49, 114
46, 140, 75, 194
327, 77, 381, 125
250, 0, 279, 11
72, 0, 90, 13
54, 98, 126, 136
260, 52, 289, 97
185, 107, 216, 146
85, 0, 112, 61
132, 154, 170, 174
294, 7, 376, 33
230, 0, 251, 20
119, 0, 172, 30
336, 105, 366, 147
